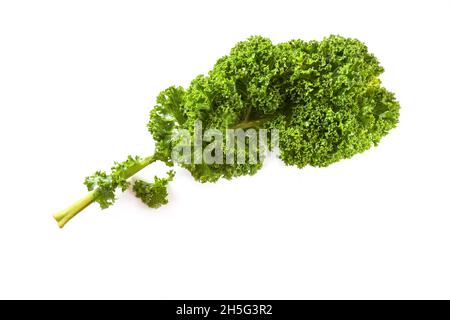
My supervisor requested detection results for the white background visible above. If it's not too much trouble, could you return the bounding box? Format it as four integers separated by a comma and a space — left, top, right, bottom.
0, 0, 449, 299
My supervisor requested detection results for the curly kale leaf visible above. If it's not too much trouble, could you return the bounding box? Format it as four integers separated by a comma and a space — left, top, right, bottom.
54, 35, 400, 228
133, 170, 175, 208
149, 35, 400, 179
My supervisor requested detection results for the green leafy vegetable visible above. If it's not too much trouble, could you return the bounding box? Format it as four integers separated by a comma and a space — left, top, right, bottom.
54, 35, 400, 228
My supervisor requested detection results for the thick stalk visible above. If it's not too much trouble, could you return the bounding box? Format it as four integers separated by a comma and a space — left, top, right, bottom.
233, 118, 267, 129
54, 155, 156, 228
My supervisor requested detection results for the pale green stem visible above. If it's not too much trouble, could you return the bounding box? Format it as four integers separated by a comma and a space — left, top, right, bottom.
233, 118, 267, 129
54, 155, 156, 228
